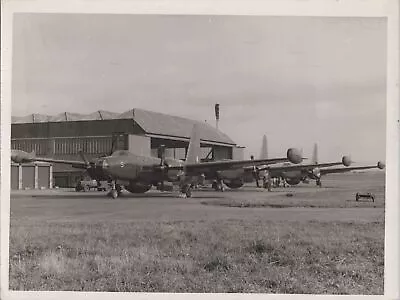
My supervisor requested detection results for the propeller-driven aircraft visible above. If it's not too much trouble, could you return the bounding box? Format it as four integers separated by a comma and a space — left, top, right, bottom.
216, 137, 353, 191
262, 143, 385, 190
11, 125, 303, 198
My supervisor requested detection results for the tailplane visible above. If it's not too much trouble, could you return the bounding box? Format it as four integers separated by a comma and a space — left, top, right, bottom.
259, 135, 268, 160
311, 143, 318, 165
185, 124, 201, 164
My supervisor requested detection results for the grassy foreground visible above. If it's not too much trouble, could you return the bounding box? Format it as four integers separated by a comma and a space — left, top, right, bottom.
9, 219, 384, 294
200, 189, 385, 209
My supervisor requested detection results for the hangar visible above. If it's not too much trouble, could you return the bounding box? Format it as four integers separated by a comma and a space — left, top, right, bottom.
11, 108, 244, 188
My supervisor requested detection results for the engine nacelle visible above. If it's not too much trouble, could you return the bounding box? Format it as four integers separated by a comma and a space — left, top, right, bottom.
377, 161, 385, 169
287, 148, 302, 164
224, 179, 244, 189
126, 182, 152, 193
342, 156, 352, 167
286, 177, 301, 186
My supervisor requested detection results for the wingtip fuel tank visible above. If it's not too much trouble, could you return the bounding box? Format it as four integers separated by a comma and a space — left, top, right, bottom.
377, 161, 385, 169
286, 148, 302, 164
342, 156, 352, 167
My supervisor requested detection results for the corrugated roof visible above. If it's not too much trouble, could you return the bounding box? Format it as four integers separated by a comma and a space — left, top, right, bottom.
12, 108, 235, 145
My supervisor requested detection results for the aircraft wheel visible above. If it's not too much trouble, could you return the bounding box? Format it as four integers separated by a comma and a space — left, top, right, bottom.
110, 189, 118, 199
212, 181, 218, 190
263, 178, 267, 189
115, 184, 123, 196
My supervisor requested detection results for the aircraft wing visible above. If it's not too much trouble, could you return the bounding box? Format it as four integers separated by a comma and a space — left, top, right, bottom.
258, 161, 343, 173
168, 157, 290, 172
320, 164, 384, 175
257, 156, 352, 173
11, 150, 87, 169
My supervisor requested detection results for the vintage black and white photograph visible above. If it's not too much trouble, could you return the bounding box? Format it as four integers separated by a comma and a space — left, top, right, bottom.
1, 1, 398, 298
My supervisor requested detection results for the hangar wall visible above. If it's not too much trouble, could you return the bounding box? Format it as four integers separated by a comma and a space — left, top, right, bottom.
232, 146, 245, 160
128, 135, 151, 157
213, 145, 233, 161
11, 110, 241, 188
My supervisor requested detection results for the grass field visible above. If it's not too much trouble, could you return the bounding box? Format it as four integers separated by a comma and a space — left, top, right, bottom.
201, 173, 385, 209
10, 219, 384, 294
8, 172, 385, 294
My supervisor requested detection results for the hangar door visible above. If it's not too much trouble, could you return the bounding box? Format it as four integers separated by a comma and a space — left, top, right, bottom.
11, 165, 19, 190
38, 166, 50, 189
22, 166, 35, 189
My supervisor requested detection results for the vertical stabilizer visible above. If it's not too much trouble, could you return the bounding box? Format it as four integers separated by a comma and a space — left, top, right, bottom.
311, 143, 318, 165
260, 135, 268, 159
186, 124, 201, 164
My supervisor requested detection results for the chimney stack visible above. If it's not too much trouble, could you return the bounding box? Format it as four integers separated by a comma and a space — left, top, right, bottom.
214, 103, 220, 130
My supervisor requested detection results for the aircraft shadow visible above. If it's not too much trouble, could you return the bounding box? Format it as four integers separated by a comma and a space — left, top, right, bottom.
22, 192, 226, 200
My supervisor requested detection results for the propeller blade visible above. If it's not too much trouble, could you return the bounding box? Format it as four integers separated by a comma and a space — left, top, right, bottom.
78, 150, 90, 166
158, 145, 166, 166
250, 155, 261, 187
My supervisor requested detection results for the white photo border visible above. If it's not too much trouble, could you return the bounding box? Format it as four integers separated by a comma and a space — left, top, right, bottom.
1, 0, 398, 299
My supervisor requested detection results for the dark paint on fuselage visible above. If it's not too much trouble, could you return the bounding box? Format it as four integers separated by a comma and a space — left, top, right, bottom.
101, 151, 185, 184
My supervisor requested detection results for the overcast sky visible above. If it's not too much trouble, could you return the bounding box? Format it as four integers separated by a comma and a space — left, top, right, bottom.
11, 14, 386, 163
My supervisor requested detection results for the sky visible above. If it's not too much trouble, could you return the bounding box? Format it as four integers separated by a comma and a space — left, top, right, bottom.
11, 14, 387, 163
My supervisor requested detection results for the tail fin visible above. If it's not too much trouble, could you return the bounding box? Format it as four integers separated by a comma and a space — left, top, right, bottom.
186, 124, 201, 164
259, 135, 268, 160
311, 143, 318, 165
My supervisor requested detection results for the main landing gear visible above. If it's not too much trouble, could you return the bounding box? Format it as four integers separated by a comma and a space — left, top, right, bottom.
316, 179, 322, 187
262, 176, 272, 192
179, 184, 193, 198
212, 180, 225, 192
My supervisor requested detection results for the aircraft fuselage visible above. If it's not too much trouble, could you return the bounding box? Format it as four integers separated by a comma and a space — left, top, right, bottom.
101, 153, 185, 185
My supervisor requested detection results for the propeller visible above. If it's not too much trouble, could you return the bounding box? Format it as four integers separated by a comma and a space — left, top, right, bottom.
156, 145, 170, 188
78, 150, 90, 168
109, 132, 124, 156
158, 145, 166, 168
250, 155, 261, 188
312, 167, 321, 179
310, 167, 322, 187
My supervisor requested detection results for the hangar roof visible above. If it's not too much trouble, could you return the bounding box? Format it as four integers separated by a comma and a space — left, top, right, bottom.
11, 108, 235, 145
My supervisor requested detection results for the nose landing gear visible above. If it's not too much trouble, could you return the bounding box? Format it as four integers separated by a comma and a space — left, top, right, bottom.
179, 184, 193, 198
107, 181, 123, 199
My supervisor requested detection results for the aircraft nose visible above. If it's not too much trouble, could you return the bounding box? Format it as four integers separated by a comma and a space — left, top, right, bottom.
11, 149, 32, 163
11, 150, 19, 162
